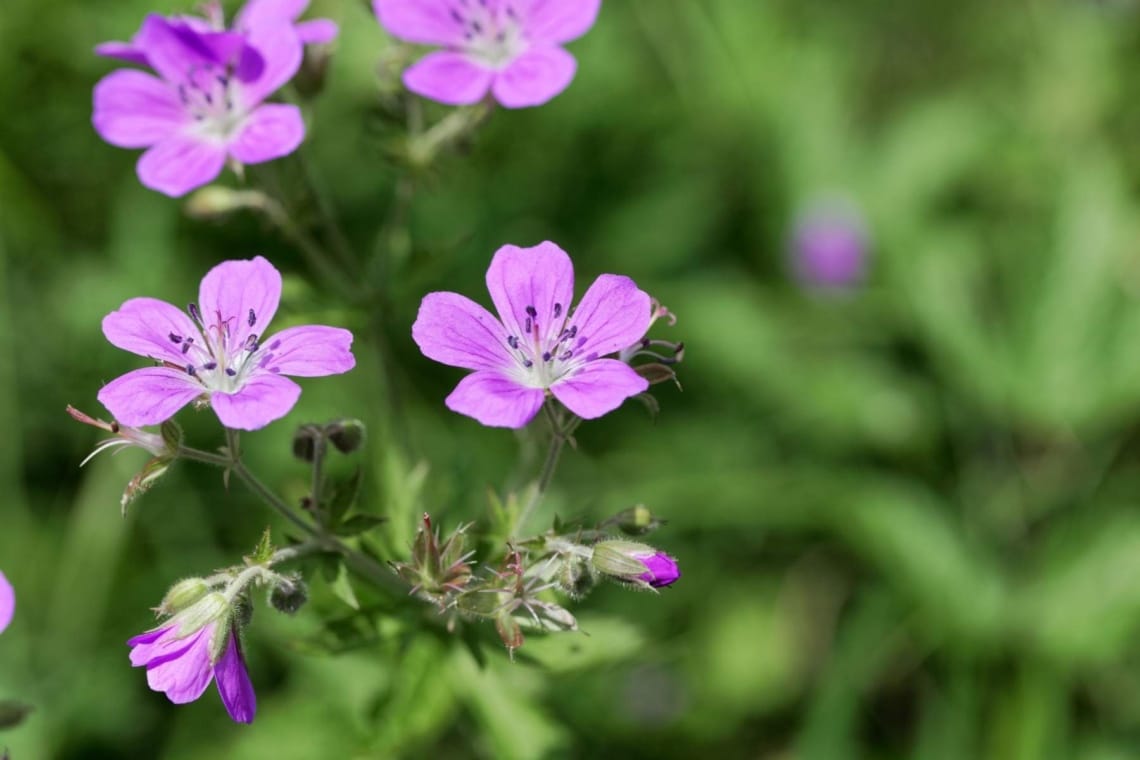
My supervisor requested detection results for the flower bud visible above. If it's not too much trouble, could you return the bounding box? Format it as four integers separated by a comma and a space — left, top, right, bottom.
591, 540, 681, 589
172, 592, 231, 638
292, 424, 324, 462
158, 578, 211, 616
611, 505, 667, 536
269, 575, 308, 615
557, 554, 595, 599
183, 186, 267, 220
326, 419, 366, 454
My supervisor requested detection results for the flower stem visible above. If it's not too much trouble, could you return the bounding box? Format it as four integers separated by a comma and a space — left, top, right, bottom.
513, 401, 571, 539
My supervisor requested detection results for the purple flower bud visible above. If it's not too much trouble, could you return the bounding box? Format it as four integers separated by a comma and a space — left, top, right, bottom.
637, 551, 681, 588
591, 540, 681, 589
0, 571, 14, 634
790, 198, 869, 290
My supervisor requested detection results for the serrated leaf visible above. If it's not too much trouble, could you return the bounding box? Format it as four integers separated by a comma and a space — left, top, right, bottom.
249, 527, 275, 565
327, 467, 363, 528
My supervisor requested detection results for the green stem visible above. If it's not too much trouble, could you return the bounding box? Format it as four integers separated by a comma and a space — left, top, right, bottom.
513, 401, 570, 539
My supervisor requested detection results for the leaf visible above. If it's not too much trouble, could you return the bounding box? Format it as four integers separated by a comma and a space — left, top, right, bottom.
248, 527, 275, 565
326, 467, 363, 528
329, 561, 360, 611
336, 513, 387, 537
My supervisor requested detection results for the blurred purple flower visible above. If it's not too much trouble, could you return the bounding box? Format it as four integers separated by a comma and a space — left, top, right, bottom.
413, 241, 650, 428
98, 256, 355, 431
0, 571, 13, 634
636, 551, 680, 588
128, 594, 255, 724
791, 199, 869, 290
374, 0, 600, 108
92, 13, 306, 196
591, 540, 681, 589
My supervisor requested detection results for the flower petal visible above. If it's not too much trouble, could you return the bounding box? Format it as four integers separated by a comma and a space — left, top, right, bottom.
102, 297, 203, 365
135, 16, 246, 84
239, 20, 303, 105
413, 292, 512, 372
95, 40, 150, 66
485, 241, 575, 350
551, 359, 647, 419
564, 274, 651, 359
210, 373, 302, 431
296, 19, 339, 44
373, 0, 468, 45
129, 625, 198, 669
256, 325, 356, 377
235, 0, 309, 31
214, 629, 257, 724
145, 625, 215, 704
97, 368, 203, 427
491, 46, 576, 108
403, 51, 494, 106
197, 255, 283, 354
92, 69, 184, 149
229, 104, 305, 165
0, 572, 13, 634
137, 135, 228, 197
445, 371, 545, 428
523, 0, 601, 45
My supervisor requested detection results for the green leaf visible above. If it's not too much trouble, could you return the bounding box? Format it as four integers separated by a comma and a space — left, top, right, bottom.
336, 513, 386, 537
326, 467, 363, 528
328, 561, 360, 610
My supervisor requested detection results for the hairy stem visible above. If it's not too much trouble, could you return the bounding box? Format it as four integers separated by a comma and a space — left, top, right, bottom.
513, 400, 570, 539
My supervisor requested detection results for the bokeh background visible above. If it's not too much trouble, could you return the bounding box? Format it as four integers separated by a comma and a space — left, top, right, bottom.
5, 0, 1140, 757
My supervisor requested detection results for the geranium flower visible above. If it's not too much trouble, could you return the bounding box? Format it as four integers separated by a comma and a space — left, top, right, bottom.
790, 197, 869, 290
98, 256, 355, 431
128, 593, 256, 723
412, 241, 650, 428
373, 0, 601, 108
0, 571, 13, 634
92, 14, 306, 196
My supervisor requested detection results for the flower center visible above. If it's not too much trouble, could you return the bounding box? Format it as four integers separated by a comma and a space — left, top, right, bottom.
449, 0, 526, 69
177, 65, 246, 140
167, 303, 280, 394
503, 301, 594, 389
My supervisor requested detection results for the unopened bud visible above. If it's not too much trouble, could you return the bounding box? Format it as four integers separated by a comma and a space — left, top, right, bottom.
292, 424, 324, 462
184, 186, 266, 220
159, 578, 211, 615
233, 595, 254, 628
557, 555, 595, 599
613, 505, 667, 536
269, 575, 308, 615
326, 419, 366, 454
591, 540, 681, 589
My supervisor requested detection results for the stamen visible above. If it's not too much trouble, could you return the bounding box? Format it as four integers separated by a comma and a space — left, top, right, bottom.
542, 352, 552, 362
507, 335, 519, 349
560, 350, 573, 360
248, 308, 256, 327
203, 362, 218, 370
553, 303, 562, 318
188, 303, 203, 323
225, 368, 237, 377
244, 333, 260, 351
525, 305, 537, 317
525, 317, 532, 334
169, 333, 183, 343
186, 364, 197, 376
523, 359, 533, 368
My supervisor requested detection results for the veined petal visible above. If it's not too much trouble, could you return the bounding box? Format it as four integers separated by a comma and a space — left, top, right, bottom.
235, 0, 309, 30
403, 51, 494, 106
413, 292, 513, 372
256, 325, 355, 377
135, 16, 246, 84
94, 40, 150, 66
97, 368, 203, 427
239, 20, 303, 105
229, 104, 305, 165
0, 572, 13, 634
491, 46, 577, 108
296, 19, 339, 44
129, 625, 196, 668
145, 625, 215, 704
551, 359, 647, 419
373, 0, 468, 45
213, 629, 256, 724
102, 297, 203, 364
197, 255, 282, 354
445, 371, 545, 428
564, 274, 651, 359
92, 69, 184, 149
137, 135, 227, 197
485, 241, 575, 350
210, 373, 301, 430
522, 0, 601, 45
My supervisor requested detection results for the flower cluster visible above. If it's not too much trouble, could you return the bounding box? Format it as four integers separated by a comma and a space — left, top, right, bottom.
93, 1, 337, 196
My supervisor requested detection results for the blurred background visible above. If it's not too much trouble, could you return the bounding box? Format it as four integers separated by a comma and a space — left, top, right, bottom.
5, 0, 1140, 757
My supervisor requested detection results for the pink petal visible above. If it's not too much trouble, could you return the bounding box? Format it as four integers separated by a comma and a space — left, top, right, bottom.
373, 0, 467, 45
214, 629, 256, 724
523, 0, 601, 45
550, 359, 647, 419
0, 572, 13, 634
445, 371, 545, 428
102, 297, 203, 365
413, 292, 513, 372
137, 135, 228, 197
491, 46, 576, 108
296, 19, 339, 44
145, 625, 215, 704
210, 373, 302, 430
229, 104, 305, 165
256, 325, 356, 377
97, 368, 203, 427
403, 51, 494, 106
235, 0, 309, 30
564, 274, 651, 359
95, 40, 150, 66
92, 70, 183, 149
135, 16, 246, 84
197, 255, 283, 356
239, 20, 303, 104
485, 241, 575, 350
129, 625, 197, 668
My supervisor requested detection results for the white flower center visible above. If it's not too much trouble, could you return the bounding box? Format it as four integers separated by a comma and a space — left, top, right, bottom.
176, 65, 247, 141
169, 304, 279, 395
450, 0, 527, 70
503, 301, 594, 389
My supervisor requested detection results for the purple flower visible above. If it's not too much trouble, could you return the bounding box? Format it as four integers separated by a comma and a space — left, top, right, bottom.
93, 13, 307, 196
98, 256, 355, 431
412, 241, 651, 428
791, 198, 869, 290
591, 540, 680, 589
128, 594, 256, 723
374, 0, 601, 108
0, 571, 13, 634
